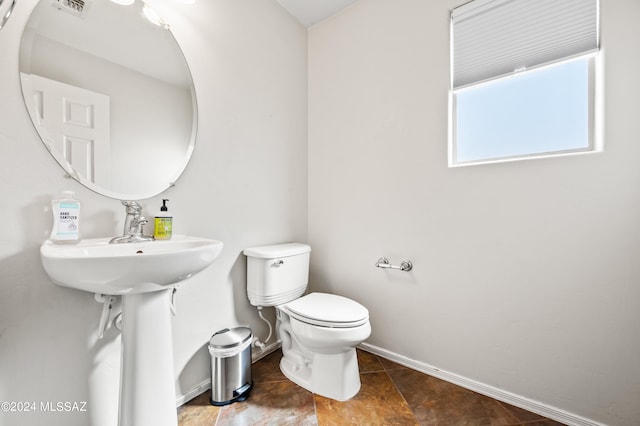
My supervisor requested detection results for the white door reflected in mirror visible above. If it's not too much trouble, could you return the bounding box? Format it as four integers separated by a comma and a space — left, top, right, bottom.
21, 73, 111, 186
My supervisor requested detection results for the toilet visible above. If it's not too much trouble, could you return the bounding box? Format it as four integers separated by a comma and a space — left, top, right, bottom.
243, 243, 371, 401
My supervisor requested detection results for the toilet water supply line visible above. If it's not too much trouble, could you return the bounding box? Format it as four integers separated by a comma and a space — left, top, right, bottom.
93, 286, 180, 339
252, 306, 272, 350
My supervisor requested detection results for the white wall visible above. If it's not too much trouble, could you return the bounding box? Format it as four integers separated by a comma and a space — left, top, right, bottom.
0, 1, 307, 425
3, 0, 639, 425
308, 1, 640, 425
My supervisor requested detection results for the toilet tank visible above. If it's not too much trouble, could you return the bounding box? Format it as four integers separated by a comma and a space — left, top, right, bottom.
243, 243, 311, 307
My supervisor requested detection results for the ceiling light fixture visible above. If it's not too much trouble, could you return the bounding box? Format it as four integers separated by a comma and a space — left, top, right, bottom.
110, 0, 135, 5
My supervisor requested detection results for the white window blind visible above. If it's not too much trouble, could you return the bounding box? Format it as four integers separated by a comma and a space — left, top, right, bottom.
452, 0, 599, 89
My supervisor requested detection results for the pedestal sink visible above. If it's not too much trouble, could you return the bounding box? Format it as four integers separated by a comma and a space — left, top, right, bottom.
40, 236, 223, 426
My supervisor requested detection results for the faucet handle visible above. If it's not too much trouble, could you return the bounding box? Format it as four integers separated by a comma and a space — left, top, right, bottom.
121, 200, 142, 213
133, 215, 148, 226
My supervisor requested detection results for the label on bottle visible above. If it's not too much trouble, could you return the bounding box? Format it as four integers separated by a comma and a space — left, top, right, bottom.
154, 217, 172, 240
53, 202, 80, 240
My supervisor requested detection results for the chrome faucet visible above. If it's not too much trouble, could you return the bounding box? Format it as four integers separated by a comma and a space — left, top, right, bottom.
109, 201, 155, 244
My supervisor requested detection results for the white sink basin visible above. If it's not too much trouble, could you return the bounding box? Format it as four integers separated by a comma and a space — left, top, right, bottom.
40, 235, 223, 295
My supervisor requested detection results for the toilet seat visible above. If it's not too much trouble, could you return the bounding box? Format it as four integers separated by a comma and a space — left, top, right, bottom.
280, 292, 369, 328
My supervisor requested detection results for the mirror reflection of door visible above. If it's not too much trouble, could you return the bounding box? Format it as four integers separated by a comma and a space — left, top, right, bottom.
19, 0, 196, 200
21, 73, 110, 187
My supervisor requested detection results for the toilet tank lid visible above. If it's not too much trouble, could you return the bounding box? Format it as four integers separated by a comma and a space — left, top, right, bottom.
243, 243, 311, 259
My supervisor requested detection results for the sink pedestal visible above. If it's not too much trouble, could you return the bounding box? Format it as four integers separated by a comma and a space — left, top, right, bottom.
39, 236, 224, 426
119, 289, 177, 426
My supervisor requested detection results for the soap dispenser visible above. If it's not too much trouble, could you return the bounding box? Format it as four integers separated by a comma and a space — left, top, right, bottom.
50, 191, 81, 243
154, 199, 172, 240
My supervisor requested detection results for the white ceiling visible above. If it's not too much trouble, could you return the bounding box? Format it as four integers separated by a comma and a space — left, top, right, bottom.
275, 0, 359, 27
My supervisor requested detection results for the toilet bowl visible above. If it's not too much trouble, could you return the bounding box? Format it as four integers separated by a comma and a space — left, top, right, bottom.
277, 292, 371, 401
243, 243, 371, 401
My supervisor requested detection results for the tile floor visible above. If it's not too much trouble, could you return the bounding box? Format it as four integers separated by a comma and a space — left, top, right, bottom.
178, 349, 566, 425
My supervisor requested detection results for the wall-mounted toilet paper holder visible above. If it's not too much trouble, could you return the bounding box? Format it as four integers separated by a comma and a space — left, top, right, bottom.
375, 257, 413, 272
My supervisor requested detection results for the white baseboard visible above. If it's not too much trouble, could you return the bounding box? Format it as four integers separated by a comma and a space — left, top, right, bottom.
359, 342, 604, 426
175, 378, 211, 407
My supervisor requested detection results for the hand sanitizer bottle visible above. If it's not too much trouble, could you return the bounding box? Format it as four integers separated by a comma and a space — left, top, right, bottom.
50, 191, 81, 243
154, 199, 172, 240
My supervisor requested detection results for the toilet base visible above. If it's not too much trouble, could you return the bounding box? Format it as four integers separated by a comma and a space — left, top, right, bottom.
279, 348, 361, 401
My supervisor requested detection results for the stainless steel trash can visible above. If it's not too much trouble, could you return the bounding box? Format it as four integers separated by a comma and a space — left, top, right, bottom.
208, 327, 253, 406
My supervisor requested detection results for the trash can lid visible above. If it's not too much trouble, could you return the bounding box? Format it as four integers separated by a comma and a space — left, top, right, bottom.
209, 327, 252, 349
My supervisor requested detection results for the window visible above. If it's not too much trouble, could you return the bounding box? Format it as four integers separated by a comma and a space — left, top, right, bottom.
450, 0, 600, 166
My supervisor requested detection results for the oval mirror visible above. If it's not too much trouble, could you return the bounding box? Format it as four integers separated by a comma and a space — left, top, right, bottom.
19, 0, 197, 200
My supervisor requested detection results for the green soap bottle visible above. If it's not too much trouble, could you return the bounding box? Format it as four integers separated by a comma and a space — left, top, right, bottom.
154, 199, 172, 240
